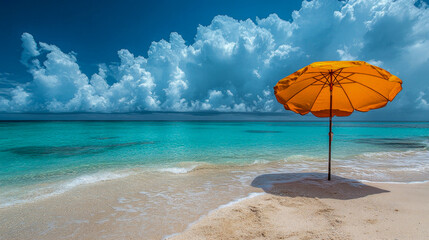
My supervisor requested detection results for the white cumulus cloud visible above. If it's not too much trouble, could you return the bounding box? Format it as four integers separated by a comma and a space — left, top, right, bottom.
1, 0, 429, 115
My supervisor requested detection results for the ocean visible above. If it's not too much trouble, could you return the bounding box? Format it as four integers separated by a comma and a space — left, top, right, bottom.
0, 121, 428, 239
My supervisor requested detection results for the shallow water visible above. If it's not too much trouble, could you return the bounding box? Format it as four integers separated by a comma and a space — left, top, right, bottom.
0, 121, 428, 239
0, 121, 428, 207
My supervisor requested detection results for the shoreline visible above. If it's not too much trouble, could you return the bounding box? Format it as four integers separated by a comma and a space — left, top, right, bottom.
0, 164, 266, 240
2, 150, 429, 210
163, 192, 268, 240
167, 180, 429, 240
1, 163, 429, 239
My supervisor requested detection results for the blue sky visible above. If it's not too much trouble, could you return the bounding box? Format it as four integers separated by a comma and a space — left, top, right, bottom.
0, 0, 302, 81
1, 0, 429, 120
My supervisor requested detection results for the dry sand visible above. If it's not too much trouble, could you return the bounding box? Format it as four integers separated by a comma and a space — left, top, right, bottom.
168, 173, 429, 240
1, 171, 428, 240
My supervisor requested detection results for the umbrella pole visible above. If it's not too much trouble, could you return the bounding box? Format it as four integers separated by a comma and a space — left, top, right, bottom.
328, 72, 333, 181
328, 115, 332, 181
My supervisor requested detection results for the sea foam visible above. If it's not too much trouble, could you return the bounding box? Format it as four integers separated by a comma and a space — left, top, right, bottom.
0, 171, 132, 208
158, 166, 198, 174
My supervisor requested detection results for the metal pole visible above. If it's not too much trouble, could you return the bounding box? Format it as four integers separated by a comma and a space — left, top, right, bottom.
328, 71, 333, 181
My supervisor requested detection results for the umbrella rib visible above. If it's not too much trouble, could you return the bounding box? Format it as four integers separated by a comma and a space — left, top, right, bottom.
312, 76, 327, 84
292, 68, 342, 84
291, 74, 327, 85
334, 74, 355, 110
309, 77, 328, 112
307, 76, 326, 84
340, 75, 389, 100
304, 68, 343, 75
282, 79, 322, 104
336, 73, 355, 82
310, 70, 347, 112
319, 69, 343, 84
319, 71, 331, 83
339, 72, 388, 81
369, 65, 389, 80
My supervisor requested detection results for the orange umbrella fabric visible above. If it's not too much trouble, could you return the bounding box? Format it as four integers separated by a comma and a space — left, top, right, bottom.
274, 61, 402, 180
274, 61, 402, 117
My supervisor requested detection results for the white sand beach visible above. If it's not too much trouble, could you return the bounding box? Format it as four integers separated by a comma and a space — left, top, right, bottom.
1, 167, 428, 240
169, 176, 429, 240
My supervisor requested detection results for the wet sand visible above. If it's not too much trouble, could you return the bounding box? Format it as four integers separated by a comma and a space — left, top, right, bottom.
1, 164, 428, 240
169, 175, 429, 240
0, 164, 266, 240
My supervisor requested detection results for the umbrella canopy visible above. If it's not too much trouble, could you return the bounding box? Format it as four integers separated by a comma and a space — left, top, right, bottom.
274, 61, 402, 180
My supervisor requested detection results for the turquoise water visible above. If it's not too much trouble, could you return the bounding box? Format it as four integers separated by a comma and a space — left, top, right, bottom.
1, 121, 428, 207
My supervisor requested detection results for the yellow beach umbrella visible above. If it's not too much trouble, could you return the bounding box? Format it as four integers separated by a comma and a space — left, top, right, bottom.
274, 61, 402, 180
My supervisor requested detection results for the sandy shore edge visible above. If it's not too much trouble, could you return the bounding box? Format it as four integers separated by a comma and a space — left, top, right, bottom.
167, 179, 429, 240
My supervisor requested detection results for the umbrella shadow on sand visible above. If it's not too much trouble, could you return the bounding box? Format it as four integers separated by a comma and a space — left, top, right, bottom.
251, 172, 389, 200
